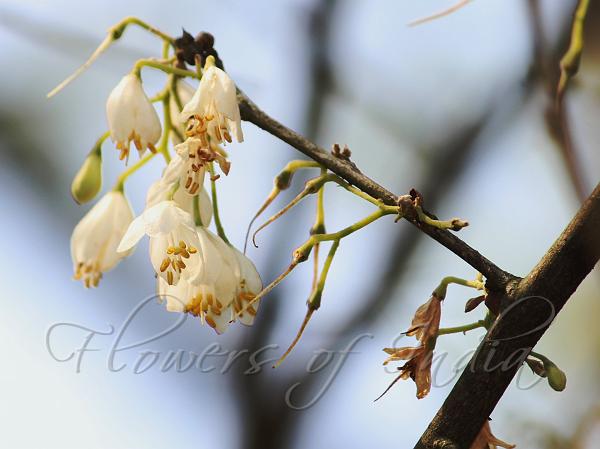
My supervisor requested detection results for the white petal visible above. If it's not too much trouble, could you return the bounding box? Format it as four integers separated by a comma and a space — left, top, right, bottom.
106, 73, 162, 152
142, 201, 196, 237
117, 212, 146, 253
157, 277, 190, 312
198, 187, 213, 226
209, 303, 233, 334
233, 247, 262, 294
71, 191, 134, 286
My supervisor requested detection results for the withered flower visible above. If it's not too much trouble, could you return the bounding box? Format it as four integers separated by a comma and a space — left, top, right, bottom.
405, 294, 442, 344
380, 345, 434, 400
470, 420, 515, 449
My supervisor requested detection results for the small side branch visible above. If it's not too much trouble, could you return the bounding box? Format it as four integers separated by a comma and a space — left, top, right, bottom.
237, 91, 514, 288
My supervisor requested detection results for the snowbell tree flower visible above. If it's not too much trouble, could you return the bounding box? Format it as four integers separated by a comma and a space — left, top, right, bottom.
71, 191, 134, 288
106, 73, 162, 161
405, 294, 442, 345
180, 61, 243, 145
231, 247, 263, 326
377, 293, 442, 399
117, 201, 201, 286
157, 226, 239, 333
382, 345, 434, 399
146, 177, 213, 226
144, 150, 213, 225
470, 420, 516, 449
174, 137, 231, 194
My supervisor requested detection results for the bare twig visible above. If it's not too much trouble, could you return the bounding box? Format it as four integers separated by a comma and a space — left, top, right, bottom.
237, 90, 514, 289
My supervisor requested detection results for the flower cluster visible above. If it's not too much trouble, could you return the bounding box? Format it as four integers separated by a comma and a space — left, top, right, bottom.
68, 47, 261, 334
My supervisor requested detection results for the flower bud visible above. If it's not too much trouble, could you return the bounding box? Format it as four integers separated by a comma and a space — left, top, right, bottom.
545, 362, 567, 391
275, 170, 293, 190
71, 149, 102, 204
293, 241, 314, 263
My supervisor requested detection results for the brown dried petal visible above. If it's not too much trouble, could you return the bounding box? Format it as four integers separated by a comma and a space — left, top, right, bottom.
470, 420, 516, 449
465, 295, 486, 313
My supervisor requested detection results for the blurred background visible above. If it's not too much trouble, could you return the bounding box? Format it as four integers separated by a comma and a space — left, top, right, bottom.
1, 0, 599, 448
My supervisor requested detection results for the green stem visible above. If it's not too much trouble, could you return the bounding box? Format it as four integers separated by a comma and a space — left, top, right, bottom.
311, 168, 327, 290
310, 240, 340, 309
294, 209, 392, 261
112, 16, 174, 44
193, 195, 203, 226
91, 131, 110, 156
134, 59, 200, 79
113, 152, 157, 191
438, 320, 485, 336
329, 174, 384, 208
47, 17, 174, 98
529, 351, 551, 365
313, 209, 391, 242
208, 163, 230, 244
416, 206, 468, 231
558, 0, 590, 101
433, 276, 485, 299
149, 85, 170, 103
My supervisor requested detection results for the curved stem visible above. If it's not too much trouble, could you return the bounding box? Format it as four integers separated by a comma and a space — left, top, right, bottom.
438, 320, 485, 336
158, 90, 174, 163
208, 163, 229, 244
134, 59, 199, 79
116, 16, 174, 44
113, 152, 157, 191
47, 17, 174, 98
312, 209, 392, 243
433, 276, 485, 299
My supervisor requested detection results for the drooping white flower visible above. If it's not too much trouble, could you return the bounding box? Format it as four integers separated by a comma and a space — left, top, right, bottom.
169, 80, 196, 144
180, 65, 243, 145
146, 177, 213, 226
145, 151, 213, 225
157, 226, 239, 333
106, 73, 162, 161
172, 138, 231, 195
117, 201, 201, 286
71, 191, 134, 288
231, 247, 263, 326
175, 138, 208, 195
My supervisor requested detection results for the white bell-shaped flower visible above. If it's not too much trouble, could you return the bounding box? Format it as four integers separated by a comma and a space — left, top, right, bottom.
145, 151, 213, 225
71, 191, 134, 288
146, 179, 212, 226
174, 138, 208, 195
106, 73, 162, 161
180, 64, 243, 145
231, 247, 263, 326
117, 201, 201, 286
157, 227, 238, 334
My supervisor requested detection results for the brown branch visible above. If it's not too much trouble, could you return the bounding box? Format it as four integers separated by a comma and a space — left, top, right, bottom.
237, 92, 515, 289
414, 182, 600, 449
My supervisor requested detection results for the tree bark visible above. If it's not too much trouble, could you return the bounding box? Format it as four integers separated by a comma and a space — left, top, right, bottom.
414, 182, 600, 449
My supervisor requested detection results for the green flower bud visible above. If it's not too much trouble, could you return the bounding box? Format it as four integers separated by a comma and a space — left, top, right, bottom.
71, 148, 102, 204
275, 170, 293, 190
545, 363, 567, 392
